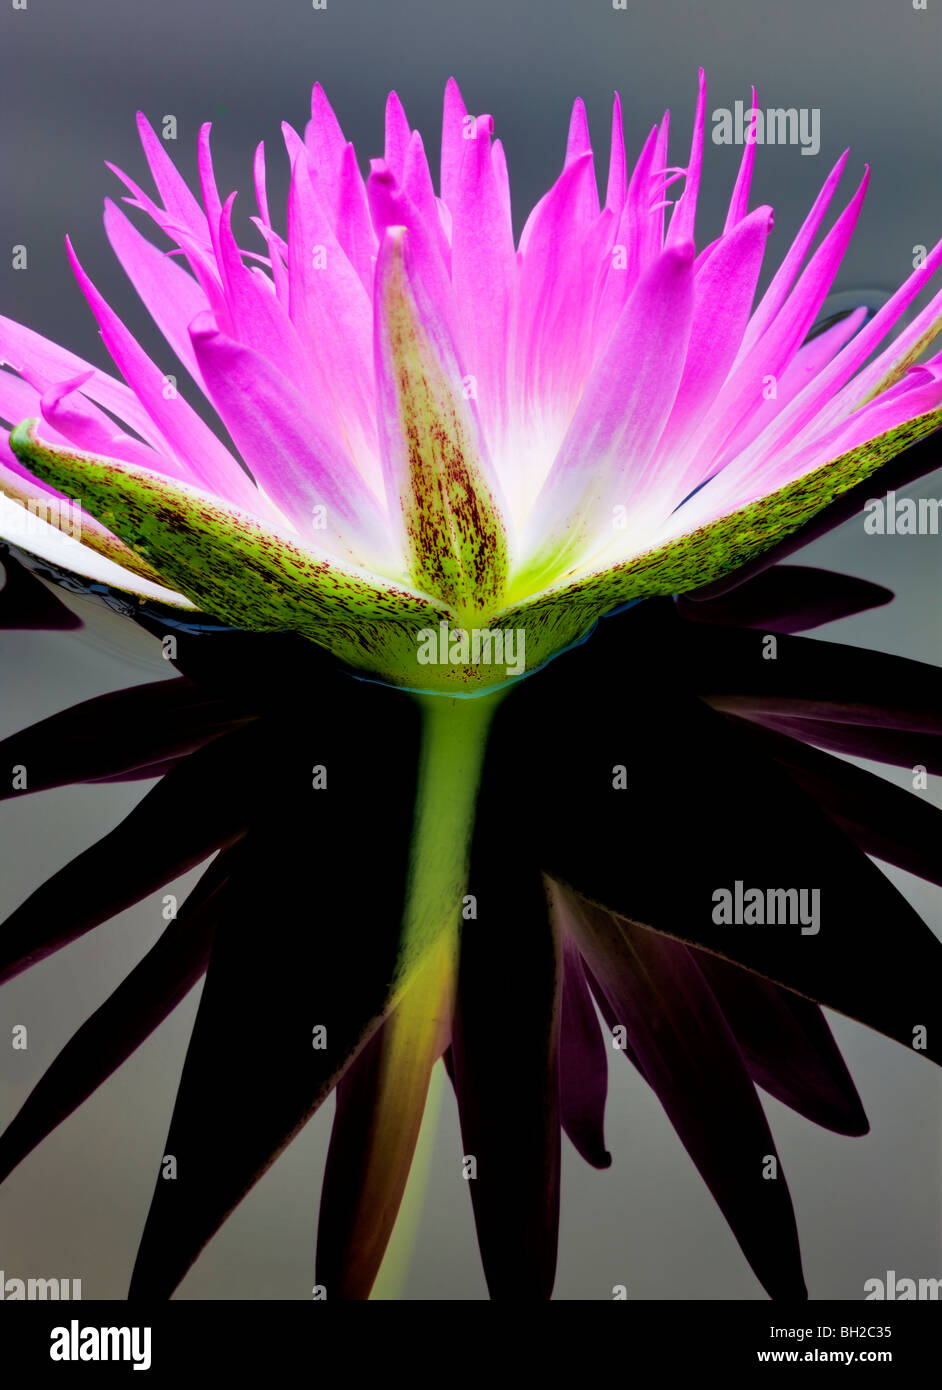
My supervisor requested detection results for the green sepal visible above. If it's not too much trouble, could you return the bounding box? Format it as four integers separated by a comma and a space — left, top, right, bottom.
496, 409, 942, 673
10, 419, 457, 685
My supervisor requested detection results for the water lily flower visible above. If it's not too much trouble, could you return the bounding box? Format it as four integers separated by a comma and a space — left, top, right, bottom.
3, 73, 942, 1301
4, 71, 942, 694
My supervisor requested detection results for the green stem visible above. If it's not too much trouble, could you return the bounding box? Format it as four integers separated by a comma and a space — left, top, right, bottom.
389, 689, 505, 1000
336, 689, 505, 1299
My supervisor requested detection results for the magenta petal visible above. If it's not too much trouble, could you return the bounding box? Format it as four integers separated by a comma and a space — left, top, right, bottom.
1, 370, 112, 469
40, 374, 166, 472
217, 193, 311, 394
104, 198, 209, 389
564, 96, 591, 165
666, 68, 706, 247
65, 239, 260, 509
0, 312, 166, 451
490, 138, 512, 236
287, 155, 381, 491
336, 142, 378, 294
403, 129, 451, 269
724, 87, 758, 231
196, 123, 225, 265
520, 240, 696, 583
594, 124, 659, 342
189, 314, 392, 567
604, 92, 627, 213
451, 115, 516, 456
737, 150, 850, 360
682, 167, 870, 483
368, 159, 453, 306
440, 76, 469, 209
713, 307, 868, 469
134, 111, 208, 238
384, 90, 412, 182
106, 163, 234, 334
758, 236, 942, 461
307, 81, 348, 184
756, 366, 942, 494
513, 154, 608, 447
655, 205, 774, 482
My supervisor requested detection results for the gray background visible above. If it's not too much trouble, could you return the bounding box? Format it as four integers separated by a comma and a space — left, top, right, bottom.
0, 0, 940, 1299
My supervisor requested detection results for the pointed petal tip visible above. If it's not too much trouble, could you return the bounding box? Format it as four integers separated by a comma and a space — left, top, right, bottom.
186, 308, 218, 345
668, 238, 696, 266
369, 156, 394, 184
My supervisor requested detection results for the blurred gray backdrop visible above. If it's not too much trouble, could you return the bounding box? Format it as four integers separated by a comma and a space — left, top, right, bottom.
0, 0, 940, 1299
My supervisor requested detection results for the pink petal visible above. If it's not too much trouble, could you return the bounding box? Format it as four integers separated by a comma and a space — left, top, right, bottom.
0, 373, 78, 484
647, 113, 672, 263
594, 124, 659, 341
403, 130, 451, 269
106, 161, 234, 333
384, 91, 412, 183
736, 150, 850, 362
217, 193, 311, 393
728, 231, 942, 483
450, 115, 516, 458
253, 141, 273, 227
605, 92, 627, 213
728, 365, 942, 506
103, 198, 208, 389
804, 251, 942, 434
518, 240, 696, 585
562, 98, 600, 224
39, 373, 169, 473
714, 307, 868, 467
491, 138, 513, 237
565, 98, 592, 164
680, 168, 870, 485
336, 142, 378, 294
196, 123, 225, 266
368, 160, 453, 306
134, 112, 207, 238
0, 312, 167, 451
65, 239, 261, 511
307, 81, 348, 182
724, 87, 758, 232
287, 155, 381, 492
514, 154, 604, 415
189, 313, 394, 569
281, 120, 308, 173
655, 205, 774, 474
440, 76, 469, 208
666, 69, 706, 247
